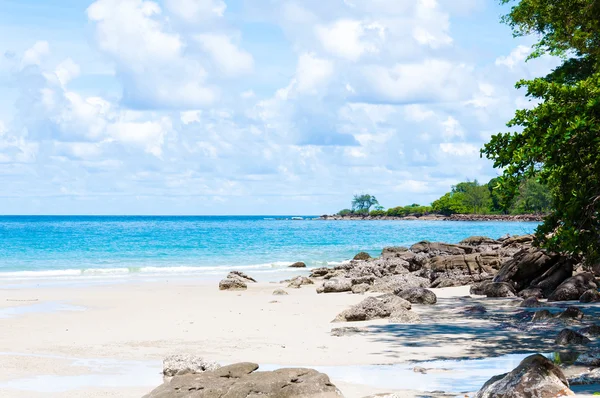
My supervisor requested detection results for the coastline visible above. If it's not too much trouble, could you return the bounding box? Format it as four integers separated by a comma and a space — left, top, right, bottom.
320, 213, 544, 222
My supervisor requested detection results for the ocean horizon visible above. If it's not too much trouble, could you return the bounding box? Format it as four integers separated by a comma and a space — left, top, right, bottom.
0, 216, 538, 280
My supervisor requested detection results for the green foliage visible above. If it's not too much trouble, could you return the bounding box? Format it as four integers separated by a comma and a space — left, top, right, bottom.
351, 194, 379, 212
369, 209, 386, 217
482, 0, 600, 264
432, 192, 469, 216
386, 205, 431, 217
337, 209, 353, 216
511, 179, 553, 214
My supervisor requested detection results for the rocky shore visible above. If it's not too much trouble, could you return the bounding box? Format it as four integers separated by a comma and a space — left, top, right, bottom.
203, 234, 600, 397
320, 213, 544, 222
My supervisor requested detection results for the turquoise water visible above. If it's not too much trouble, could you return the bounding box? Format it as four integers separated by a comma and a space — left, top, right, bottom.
0, 216, 538, 279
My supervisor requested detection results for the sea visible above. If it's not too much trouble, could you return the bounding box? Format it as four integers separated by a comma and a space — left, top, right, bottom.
0, 216, 538, 281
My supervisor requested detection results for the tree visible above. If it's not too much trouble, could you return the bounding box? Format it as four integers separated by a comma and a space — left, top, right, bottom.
432, 192, 469, 216
482, 0, 600, 264
351, 194, 379, 213
512, 179, 553, 214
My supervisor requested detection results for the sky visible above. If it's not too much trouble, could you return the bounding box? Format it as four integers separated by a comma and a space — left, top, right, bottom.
0, 0, 559, 215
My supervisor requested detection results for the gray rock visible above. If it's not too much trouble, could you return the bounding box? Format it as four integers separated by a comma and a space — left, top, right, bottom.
531, 310, 554, 322
351, 283, 370, 294
381, 246, 409, 259
518, 287, 544, 299
351, 276, 375, 285
410, 241, 472, 255
288, 276, 314, 289
322, 278, 353, 293
555, 329, 591, 346
475, 354, 574, 398
556, 307, 584, 321
529, 258, 574, 298
330, 327, 368, 337
227, 271, 257, 283
369, 274, 430, 294
579, 289, 600, 303
289, 261, 306, 268
353, 252, 371, 261
219, 278, 247, 291
548, 273, 598, 302
333, 297, 391, 322
395, 287, 437, 305
519, 297, 544, 308
273, 289, 289, 296
377, 293, 412, 311
460, 305, 487, 315
144, 362, 343, 398
483, 282, 516, 298
578, 324, 600, 337
574, 349, 600, 367
459, 236, 499, 246
163, 354, 221, 377
493, 248, 560, 291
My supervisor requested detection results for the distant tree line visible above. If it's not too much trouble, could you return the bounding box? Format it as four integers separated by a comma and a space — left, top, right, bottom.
337, 178, 552, 217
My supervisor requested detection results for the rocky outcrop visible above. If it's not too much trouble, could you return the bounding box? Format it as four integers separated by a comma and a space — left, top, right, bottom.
369, 274, 430, 294
333, 295, 412, 322
548, 273, 599, 302
289, 261, 306, 268
483, 282, 517, 298
273, 289, 289, 296
144, 362, 343, 398
219, 278, 247, 291
162, 355, 220, 377
322, 278, 353, 293
394, 287, 437, 305
519, 297, 543, 307
228, 271, 257, 283
493, 248, 560, 291
555, 329, 591, 346
475, 354, 574, 397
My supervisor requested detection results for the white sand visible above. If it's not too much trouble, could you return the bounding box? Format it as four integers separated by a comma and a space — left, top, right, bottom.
0, 278, 484, 397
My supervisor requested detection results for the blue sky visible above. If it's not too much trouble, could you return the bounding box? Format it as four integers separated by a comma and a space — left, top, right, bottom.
0, 0, 558, 215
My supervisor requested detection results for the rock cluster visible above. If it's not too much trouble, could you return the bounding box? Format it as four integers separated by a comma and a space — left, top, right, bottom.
145, 362, 343, 398
218, 271, 257, 291
332, 294, 420, 323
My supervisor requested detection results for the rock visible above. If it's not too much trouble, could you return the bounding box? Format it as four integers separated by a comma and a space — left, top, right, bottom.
579, 289, 600, 303
316, 285, 325, 294
483, 282, 517, 298
475, 354, 574, 398
574, 349, 600, 367
322, 278, 353, 293
493, 248, 560, 291
377, 293, 412, 311
273, 289, 289, 296
163, 354, 221, 377
395, 287, 437, 305
518, 287, 544, 299
227, 271, 257, 283
410, 241, 473, 255
288, 276, 314, 289
388, 309, 421, 324
578, 324, 600, 337
331, 327, 368, 337
381, 246, 409, 259
555, 329, 591, 346
289, 261, 307, 268
369, 274, 430, 293
144, 363, 343, 398
556, 306, 584, 321
351, 283, 370, 294
333, 297, 391, 322
460, 305, 487, 315
531, 310, 554, 322
548, 273, 598, 302
500, 234, 535, 248
351, 276, 375, 285
460, 236, 499, 246
353, 252, 372, 261
519, 297, 544, 307
529, 258, 574, 298
430, 253, 500, 275
310, 268, 330, 277
219, 278, 247, 291
413, 366, 427, 374
470, 281, 490, 295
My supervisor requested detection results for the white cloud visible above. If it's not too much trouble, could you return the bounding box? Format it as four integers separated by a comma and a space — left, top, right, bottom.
87, 0, 215, 108
295, 53, 334, 94
196, 33, 254, 76
165, 0, 226, 21
441, 116, 464, 140
439, 142, 478, 156
52, 58, 81, 86
107, 118, 171, 157
495, 45, 530, 69
412, 0, 452, 48
180, 110, 202, 124
21, 41, 50, 68
316, 19, 385, 61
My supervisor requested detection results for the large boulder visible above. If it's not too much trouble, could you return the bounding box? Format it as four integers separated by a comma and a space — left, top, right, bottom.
353, 252, 371, 261
493, 248, 560, 291
288, 276, 314, 289
410, 241, 472, 255
322, 278, 353, 293
475, 354, 574, 397
289, 262, 306, 268
144, 362, 343, 398
555, 329, 591, 346
381, 246, 409, 259
369, 274, 430, 294
227, 271, 257, 283
163, 354, 221, 377
528, 258, 574, 298
388, 309, 421, 324
333, 295, 411, 322
394, 287, 437, 305
459, 236, 499, 246
548, 273, 598, 302
430, 253, 500, 275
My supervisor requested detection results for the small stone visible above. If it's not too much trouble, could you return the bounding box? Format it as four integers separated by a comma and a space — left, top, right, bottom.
289, 262, 307, 268
555, 328, 591, 346
273, 289, 289, 296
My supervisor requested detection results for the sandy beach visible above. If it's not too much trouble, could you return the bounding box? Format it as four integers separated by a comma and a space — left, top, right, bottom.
2, 274, 589, 398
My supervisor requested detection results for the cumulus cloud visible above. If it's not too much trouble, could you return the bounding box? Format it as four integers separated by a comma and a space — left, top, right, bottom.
21, 41, 50, 68
165, 0, 226, 21
196, 33, 254, 76
495, 45, 531, 69
316, 20, 386, 61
